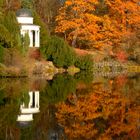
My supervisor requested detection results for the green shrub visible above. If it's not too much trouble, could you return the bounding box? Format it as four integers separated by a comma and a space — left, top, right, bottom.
75, 55, 93, 71
41, 36, 76, 68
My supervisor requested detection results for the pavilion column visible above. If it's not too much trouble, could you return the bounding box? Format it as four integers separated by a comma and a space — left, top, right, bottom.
29, 30, 33, 47
38, 31, 40, 47
35, 30, 39, 47
35, 30, 40, 47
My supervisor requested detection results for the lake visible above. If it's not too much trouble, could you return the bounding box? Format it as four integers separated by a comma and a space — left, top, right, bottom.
0, 72, 140, 140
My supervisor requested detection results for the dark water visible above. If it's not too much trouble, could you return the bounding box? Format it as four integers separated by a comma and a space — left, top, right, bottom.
0, 72, 140, 140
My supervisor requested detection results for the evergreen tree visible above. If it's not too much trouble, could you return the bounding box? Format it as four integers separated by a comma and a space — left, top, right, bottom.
42, 36, 76, 68
33, 11, 49, 48
2, 11, 21, 49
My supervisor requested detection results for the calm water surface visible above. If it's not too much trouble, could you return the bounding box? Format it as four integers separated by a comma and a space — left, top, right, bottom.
0, 72, 140, 140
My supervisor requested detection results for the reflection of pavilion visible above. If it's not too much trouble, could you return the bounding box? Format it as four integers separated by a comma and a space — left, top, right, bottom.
17, 91, 40, 122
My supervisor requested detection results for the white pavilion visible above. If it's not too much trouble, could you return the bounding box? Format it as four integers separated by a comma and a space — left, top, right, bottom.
16, 9, 40, 47
17, 91, 40, 122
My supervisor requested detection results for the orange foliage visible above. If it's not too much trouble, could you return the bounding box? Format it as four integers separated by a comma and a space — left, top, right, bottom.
56, 90, 140, 139
55, 0, 140, 49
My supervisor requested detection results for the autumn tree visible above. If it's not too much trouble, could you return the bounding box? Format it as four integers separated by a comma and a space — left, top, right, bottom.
55, 0, 140, 50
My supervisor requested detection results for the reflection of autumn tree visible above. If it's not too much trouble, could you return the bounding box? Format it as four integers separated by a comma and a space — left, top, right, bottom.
56, 90, 140, 139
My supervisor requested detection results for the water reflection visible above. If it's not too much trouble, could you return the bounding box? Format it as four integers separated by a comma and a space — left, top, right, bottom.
0, 73, 139, 139
56, 74, 140, 140
17, 91, 40, 123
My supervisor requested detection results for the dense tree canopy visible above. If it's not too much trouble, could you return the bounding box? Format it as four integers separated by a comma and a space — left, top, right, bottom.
55, 0, 140, 49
